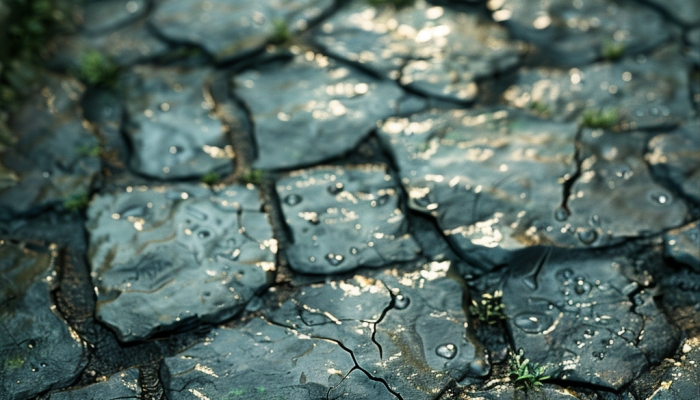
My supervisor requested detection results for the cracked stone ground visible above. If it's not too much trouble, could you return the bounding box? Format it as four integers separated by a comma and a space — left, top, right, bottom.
0, 0, 699, 399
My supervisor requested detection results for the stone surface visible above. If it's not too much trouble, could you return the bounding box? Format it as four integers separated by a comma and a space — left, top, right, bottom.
268, 263, 489, 399
313, 0, 523, 102
488, 0, 671, 66
151, 0, 334, 62
122, 66, 234, 179
0, 241, 88, 399
276, 165, 421, 274
162, 317, 356, 400
83, 0, 148, 34
646, 337, 700, 400
502, 248, 678, 390
0, 76, 101, 219
643, 0, 700, 26
687, 28, 700, 67
47, 368, 141, 400
86, 183, 276, 341
465, 384, 585, 399
377, 108, 578, 268
665, 222, 700, 272
233, 52, 405, 170
646, 121, 700, 205
503, 46, 695, 130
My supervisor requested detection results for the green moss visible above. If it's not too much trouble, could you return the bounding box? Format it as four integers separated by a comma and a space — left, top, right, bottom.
4, 356, 24, 370
77, 145, 102, 157
367, 0, 414, 8
76, 50, 119, 88
241, 169, 265, 185
529, 101, 550, 117
509, 348, 550, 390
601, 38, 625, 61
469, 290, 506, 325
63, 191, 89, 211
201, 171, 221, 186
269, 19, 291, 44
580, 107, 619, 129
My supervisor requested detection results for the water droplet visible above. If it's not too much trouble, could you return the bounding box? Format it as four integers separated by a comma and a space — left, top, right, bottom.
589, 214, 600, 227
169, 145, 183, 155
325, 253, 344, 266
513, 313, 553, 333
31, 367, 38, 372
40, 362, 47, 367
284, 194, 302, 206
574, 278, 591, 295
583, 329, 594, 339
350, 247, 358, 255
648, 191, 670, 205
394, 294, 410, 310
592, 351, 605, 360
414, 195, 431, 208
198, 230, 211, 239
376, 194, 390, 206
557, 269, 574, 282
554, 207, 569, 221
468, 358, 490, 376
27, 340, 36, 349
327, 182, 344, 195
578, 229, 597, 244
435, 343, 457, 359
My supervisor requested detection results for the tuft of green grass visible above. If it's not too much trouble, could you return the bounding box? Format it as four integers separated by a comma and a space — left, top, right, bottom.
529, 101, 550, 117
366, 0, 415, 9
601, 39, 625, 61
241, 169, 265, 185
580, 107, 619, 129
509, 348, 550, 390
63, 192, 89, 211
470, 290, 506, 325
76, 50, 119, 88
201, 171, 221, 186
269, 19, 292, 44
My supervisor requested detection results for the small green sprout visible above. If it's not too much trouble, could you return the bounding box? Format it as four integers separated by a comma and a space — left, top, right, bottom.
580, 107, 619, 129
366, 0, 415, 9
4, 356, 24, 370
201, 171, 221, 186
601, 39, 625, 61
77, 145, 102, 157
241, 169, 265, 185
509, 348, 550, 390
63, 192, 90, 211
469, 290, 506, 325
77, 50, 119, 87
529, 100, 550, 116
269, 19, 291, 44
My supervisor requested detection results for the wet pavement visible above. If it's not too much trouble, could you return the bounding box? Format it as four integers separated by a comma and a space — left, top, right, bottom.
0, 0, 699, 399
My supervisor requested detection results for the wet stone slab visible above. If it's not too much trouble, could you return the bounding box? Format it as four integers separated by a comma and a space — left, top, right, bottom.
82, 0, 148, 34
162, 317, 357, 400
268, 263, 489, 399
377, 108, 578, 269
665, 222, 700, 272
233, 52, 405, 170
313, 0, 523, 102
0, 241, 88, 399
150, 0, 334, 62
122, 66, 234, 179
488, 0, 672, 66
275, 165, 421, 274
502, 248, 678, 390
0, 76, 101, 219
646, 337, 700, 400
566, 129, 689, 246
646, 120, 700, 205
503, 46, 695, 130
643, 0, 700, 26
46, 368, 141, 400
86, 183, 276, 341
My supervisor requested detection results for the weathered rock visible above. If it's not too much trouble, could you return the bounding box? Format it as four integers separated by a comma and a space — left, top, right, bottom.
687, 28, 700, 67
47, 368, 141, 400
122, 66, 234, 179
665, 222, 700, 272
268, 263, 489, 399
313, 0, 523, 102
327, 369, 395, 400
464, 384, 586, 399
646, 121, 700, 205
162, 317, 356, 400
377, 108, 578, 268
83, 0, 148, 34
566, 129, 688, 246
643, 0, 700, 26
233, 52, 405, 170
276, 165, 421, 274
0, 241, 88, 399
86, 183, 276, 341
0, 76, 101, 219
503, 46, 695, 130
646, 337, 700, 400
502, 248, 678, 390
151, 0, 334, 62
49, 19, 171, 69
488, 0, 671, 66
